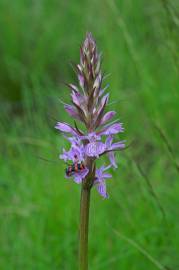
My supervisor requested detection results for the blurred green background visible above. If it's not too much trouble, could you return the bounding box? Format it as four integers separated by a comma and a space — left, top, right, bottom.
0, 0, 179, 269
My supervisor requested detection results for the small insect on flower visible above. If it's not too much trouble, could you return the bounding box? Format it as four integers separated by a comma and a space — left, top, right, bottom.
65, 162, 86, 177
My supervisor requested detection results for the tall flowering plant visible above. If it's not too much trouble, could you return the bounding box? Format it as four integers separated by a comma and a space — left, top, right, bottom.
55, 33, 125, 270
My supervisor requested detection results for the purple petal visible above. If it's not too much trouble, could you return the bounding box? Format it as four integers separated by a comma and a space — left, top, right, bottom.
95, 165, 112, 180
96, 182, 108, 198
95, 94, 109, 118
94, 165, 112, 198
109, 141, 126, 151
94, 94, 109, 125
73, 168, 89, 183
85, 142, 106, 157
78, 74, 85, 88
55, 122, 79, 136
100, 111, 116, 125
105, 136, 125, 152
59, 148, 69, 162
80, 132, 101, 143
71, 91, 85, 106
99, 123, 124, 136
108, 152, 118, 169
95, 166, 105, 179
64, 105, 81, 121
105, 135, 113, 148
59, 137, 85, 162
102, 173, 112, 178
100, 93, 109, 109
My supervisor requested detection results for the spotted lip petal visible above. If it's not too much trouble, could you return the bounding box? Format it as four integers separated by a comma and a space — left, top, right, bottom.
85, 142, 106, 157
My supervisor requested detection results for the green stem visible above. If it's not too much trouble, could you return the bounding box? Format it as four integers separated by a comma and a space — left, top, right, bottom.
79, 186, 91, 270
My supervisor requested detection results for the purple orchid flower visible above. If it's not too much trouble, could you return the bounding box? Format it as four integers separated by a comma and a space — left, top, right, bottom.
105, 135, 125, 168
60, 136, 85, 163
94, 165, 112, 198
55, 33, 125, 198
65, 167, 89, 184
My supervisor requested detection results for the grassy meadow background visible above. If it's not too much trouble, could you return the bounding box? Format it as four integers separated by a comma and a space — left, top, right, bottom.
0, 0, 179, 269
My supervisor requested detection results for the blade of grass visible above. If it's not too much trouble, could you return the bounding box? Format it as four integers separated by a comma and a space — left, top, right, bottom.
113, 229, 167, 270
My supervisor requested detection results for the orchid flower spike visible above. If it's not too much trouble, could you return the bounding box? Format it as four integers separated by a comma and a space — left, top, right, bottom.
55, 33, 125, 198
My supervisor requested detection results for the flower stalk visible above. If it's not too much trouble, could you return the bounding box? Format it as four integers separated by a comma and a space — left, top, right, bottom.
55, 33, 125, 270
79, 185, 91, 270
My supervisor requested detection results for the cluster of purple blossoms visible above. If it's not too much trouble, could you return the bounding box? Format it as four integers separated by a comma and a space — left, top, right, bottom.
55, 33, 125, 198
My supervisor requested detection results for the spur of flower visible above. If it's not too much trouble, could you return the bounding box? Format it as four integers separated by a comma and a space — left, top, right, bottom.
55, 33, 125, 198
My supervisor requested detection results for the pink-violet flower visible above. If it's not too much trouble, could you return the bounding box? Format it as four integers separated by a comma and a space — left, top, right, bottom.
55, 33, 125, 198
94, 165, 112, 198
